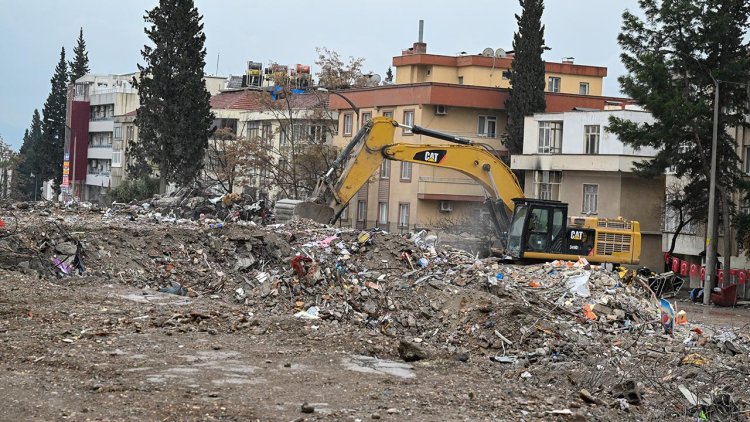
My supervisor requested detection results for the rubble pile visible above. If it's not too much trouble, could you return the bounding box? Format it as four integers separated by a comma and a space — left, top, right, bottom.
1, 201, 749, 419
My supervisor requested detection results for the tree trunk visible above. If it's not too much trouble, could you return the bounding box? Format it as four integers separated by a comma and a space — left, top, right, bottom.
159, 160, 167, 194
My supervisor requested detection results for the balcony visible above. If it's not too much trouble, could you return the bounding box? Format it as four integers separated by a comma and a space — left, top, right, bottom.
87, 146, 113, 160
512, 154, 646, 173
88, 120, 114, 132
86, 172, 111, 187
417, 176, 486, 202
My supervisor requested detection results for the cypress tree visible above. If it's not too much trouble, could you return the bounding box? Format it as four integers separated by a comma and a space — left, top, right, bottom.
505, 0, 546, 155
40, 47, 68, 194
14, 110, 45, 199
68, 28, 90, 82
133, 0, 214, 192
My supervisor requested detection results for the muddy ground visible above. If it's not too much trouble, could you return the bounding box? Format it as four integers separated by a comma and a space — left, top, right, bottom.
1, 205, 749, 421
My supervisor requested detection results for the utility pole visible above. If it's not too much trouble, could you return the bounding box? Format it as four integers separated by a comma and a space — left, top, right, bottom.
703, 77, 720, 305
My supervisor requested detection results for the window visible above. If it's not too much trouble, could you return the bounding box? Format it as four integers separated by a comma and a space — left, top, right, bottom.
458, 76, 464, 85
538, 121, 563, 153
502, 70, 511, 80
534, 171, 561, 200
126, 126, 134, 141
583, 184, 598, 214
382, 111, 394, 118
584, 125, 600, 154
400, 162, 412, 181
111, 151, 122, 167
341, 205, 349, 221
744, 147, 750, 174
343, 114, 353, 136
361, 112, 372, 128
380, 159, 390, 179
113, 126, 122, 140
664, 193, 696, 234
398, 203, 410, 228
248, 121, 260, 140
378, 202, 388, 225
478, 115, 497, 138
88, 132, 113, 148
668, 143, 691, 174
548, 77, 561, 93
357, 200, 366, 222
262, 123, 272, 143
579, 82, 590, 95
403, 110, 414, 134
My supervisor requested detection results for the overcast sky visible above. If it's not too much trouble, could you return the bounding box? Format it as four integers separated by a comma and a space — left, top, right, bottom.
0, 0, 640, 149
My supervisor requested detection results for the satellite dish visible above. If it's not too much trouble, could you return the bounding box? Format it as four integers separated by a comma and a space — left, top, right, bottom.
482, 47, 495, 56
369, 73, 382, 86
495, 48, 506, 58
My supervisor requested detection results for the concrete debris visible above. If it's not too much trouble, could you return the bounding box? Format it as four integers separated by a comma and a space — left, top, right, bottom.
1, 200, 748, 420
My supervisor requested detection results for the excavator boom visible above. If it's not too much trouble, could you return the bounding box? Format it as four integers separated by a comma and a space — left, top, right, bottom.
293, 116, 641, 265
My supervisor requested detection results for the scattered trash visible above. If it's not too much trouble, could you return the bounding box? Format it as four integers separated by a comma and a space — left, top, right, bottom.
611, 380, 643, 405
681, 353, 707, 366
565, 271, 591, 297
294, 306, 320, 320
659, 298, 675, 335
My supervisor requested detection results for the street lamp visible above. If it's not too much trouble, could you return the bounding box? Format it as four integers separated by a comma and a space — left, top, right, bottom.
317, 87, 359, 131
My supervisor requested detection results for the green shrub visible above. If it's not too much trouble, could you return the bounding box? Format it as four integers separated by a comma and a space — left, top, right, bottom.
107, 177, 159, 203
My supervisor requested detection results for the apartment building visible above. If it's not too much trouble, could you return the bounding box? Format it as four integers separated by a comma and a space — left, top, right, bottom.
329, 38, 632, 238
511, 109, 664, 270
208, 89, 336, 200
63, 74, 140, 202
665, 122, 750, 296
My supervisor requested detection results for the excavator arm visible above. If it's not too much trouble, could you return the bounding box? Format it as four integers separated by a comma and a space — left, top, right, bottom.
299, 116, 524, 236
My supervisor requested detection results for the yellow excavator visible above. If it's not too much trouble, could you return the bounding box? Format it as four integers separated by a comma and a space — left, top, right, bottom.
295, 117, 641, 265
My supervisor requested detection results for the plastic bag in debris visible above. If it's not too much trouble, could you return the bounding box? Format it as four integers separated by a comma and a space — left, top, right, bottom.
565, 271, 591, 297
294, 306, 320, 320
660, 298, 675, 335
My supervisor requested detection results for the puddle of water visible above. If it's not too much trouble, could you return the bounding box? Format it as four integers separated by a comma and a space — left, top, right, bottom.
211, 377, 266, 385
179, 350, 240, 362
342, 355, 415, 379
118, 293, 191, 306
128, 354, 148, 360
166, 367, 200, 374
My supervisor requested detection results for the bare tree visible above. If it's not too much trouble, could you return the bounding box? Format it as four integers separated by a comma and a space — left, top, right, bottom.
204, 126, 251, 194
663, 180, 699, 261
247, 86, 338, 201
0, 137, 17, 199
315, 47, 368, 89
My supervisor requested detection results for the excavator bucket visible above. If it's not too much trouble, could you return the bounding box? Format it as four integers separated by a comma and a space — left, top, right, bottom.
293, 201, 335, 224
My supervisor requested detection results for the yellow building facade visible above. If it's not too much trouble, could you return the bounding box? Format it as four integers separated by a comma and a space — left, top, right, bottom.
329, 42, 617, 246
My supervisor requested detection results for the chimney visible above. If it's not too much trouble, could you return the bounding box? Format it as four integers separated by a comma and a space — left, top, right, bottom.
562, 57, 575, 64
411, 20, 427, 54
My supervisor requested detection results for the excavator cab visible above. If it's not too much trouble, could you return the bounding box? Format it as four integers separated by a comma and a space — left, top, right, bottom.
506, 198, 570, 260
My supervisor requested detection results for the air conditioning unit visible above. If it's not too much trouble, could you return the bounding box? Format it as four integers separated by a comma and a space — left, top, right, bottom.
439, 200, 453, 212
435, 105, 447, 116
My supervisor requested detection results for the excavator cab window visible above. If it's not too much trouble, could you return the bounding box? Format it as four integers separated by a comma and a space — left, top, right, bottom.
508, 199, 569, 258
506, 205, 527, 257
526, 208, 550, 252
